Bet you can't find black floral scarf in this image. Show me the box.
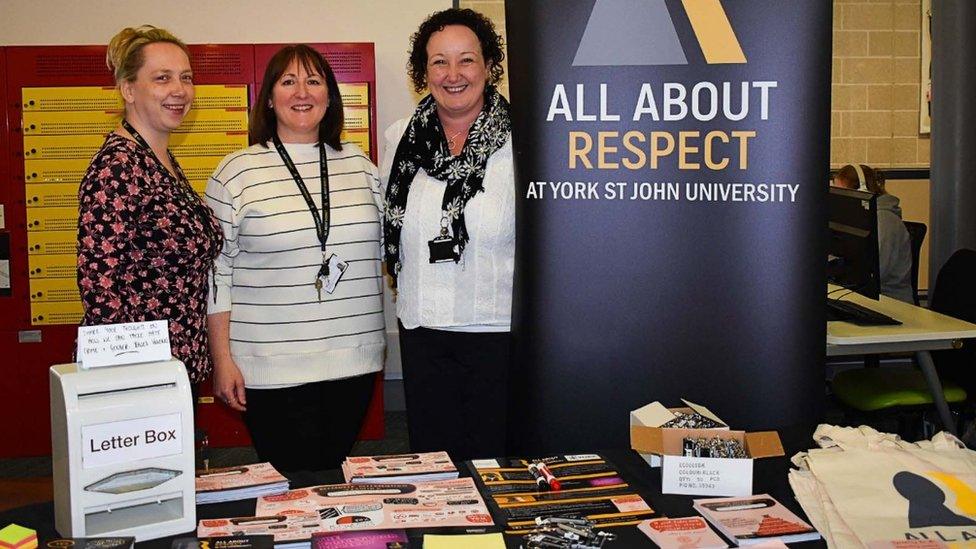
[383,85,511,285]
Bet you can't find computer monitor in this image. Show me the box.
[827,186,880,299]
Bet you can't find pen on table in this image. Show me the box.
[536,461,561,491]
[528,462,550,490]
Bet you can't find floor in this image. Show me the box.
[0,411,409,512]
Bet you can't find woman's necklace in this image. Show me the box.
[445,126,469,152]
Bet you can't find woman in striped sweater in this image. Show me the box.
[206,45,385,474]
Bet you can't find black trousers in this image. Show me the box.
[398,322,511,462]
[243,373,375,475]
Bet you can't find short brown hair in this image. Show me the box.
[408,8,505,93]
[106,25,189,84]
[836,164,887,194]
[249,45,344,150]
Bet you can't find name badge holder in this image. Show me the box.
[429,215,459,264]
[271,136,337,301]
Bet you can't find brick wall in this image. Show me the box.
[832,0,928,168]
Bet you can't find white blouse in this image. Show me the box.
[380,118,515,332]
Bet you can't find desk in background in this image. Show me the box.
[826,286,976,435]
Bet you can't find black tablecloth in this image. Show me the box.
[1,425,827,548]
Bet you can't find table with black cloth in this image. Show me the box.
[0,424,826,548]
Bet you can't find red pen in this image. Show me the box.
[536,462,561,491]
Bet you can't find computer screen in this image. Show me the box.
[827,186,880,299]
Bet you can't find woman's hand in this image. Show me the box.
[213,358,247,412]
[208,311,245,411]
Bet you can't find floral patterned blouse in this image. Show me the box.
[77,133,223,382]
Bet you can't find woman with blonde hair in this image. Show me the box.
[77,26,223,383]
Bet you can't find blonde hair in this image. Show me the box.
[106,25,189,84]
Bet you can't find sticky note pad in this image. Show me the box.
[0,524,38,549]
[423,532,505,549]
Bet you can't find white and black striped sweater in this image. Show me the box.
[206,141,385,387]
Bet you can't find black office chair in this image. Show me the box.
[930,249,976,397]
[831,245,972,440]
[903,221,927,305]
[860,221,925,367]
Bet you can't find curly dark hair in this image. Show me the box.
[408,8,505,93]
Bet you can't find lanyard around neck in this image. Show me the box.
[272,136,330,256]
[121,118,194,196]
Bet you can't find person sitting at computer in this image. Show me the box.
[832,164,914,303]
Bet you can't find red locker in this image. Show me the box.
[1,43,382,457]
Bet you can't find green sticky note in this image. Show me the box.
[0,524,37,548]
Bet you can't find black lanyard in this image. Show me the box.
[272,135,331,278]
[120,119,195,198]
[121,118,225,302]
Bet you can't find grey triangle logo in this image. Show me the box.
[573,0,688,66]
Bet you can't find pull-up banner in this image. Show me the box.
[506,0,830,452]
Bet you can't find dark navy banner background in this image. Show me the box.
[505,0,830,452]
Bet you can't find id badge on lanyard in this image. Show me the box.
[272,136,344,300]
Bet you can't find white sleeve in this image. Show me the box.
[205,170,239,314]
[362,151,385,249]
[379,119,409,195]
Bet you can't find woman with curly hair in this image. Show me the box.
[381,8,513,460]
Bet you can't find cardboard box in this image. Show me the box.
[629,399,729,467]
[631,425,784,497]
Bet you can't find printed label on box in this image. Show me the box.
[661,455,752,496]
[81,412,183,469]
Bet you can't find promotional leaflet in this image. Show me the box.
[255,478,493,531]
[470,454,656,533]
[341,451,457,484]
[694,494,820,546]
[43,539,134,549]
[171,536,273,549]
[472,454,630,495]
[195,463,289,504]
[637,517,728,549]
[312,530,407,549]
[197,514,320,548]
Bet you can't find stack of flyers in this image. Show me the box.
[312,530,408,549]
[195,463,289,504]
[256,478,493,531]
[637,517,728,549]
[341,452,457,484]
[197,515,320,549]
[693,494,821,546]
